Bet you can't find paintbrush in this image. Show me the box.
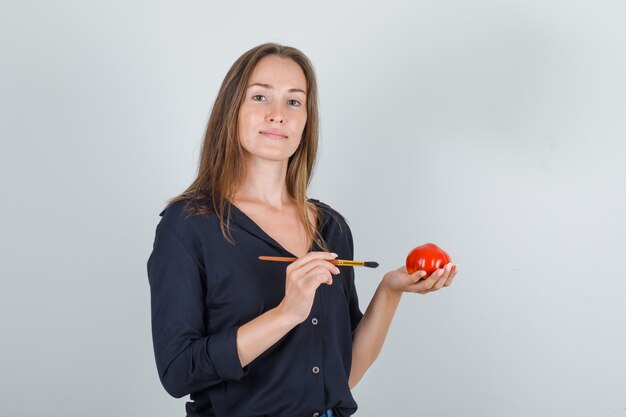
[258,256,379,268]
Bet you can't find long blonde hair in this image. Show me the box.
[167,43,326,250]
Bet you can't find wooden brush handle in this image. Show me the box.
[258,256,298,263]
[257,256,365,267]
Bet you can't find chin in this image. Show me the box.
[245,144,299,161]
[246,150,297,163]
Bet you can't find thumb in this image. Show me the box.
[411,271,427,284]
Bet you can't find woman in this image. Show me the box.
[147,43,458,417]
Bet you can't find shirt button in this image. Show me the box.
[311,317,318,325]
[312,366,320,374]
[313,413,320,417]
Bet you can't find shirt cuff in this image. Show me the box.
[207,326,247,381]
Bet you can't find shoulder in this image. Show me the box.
[158,198,193,225]
[309,198,355,257]
[308,198,351,235]
[156,197,217,240]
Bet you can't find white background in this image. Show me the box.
[1,1,625,416]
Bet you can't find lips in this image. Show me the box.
[260,129,287,139]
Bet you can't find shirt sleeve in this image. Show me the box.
[344,221,364,332]
[147,222,247,398]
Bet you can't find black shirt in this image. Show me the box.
[147,198,364,417]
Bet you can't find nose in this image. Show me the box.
[266,104,285,124]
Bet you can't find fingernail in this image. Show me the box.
[438,269,445,277]
[420,271,427,277]
[331,253,338,258]
[445,264,452,271]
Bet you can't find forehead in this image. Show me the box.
[248,55,307,91]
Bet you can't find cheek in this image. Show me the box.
[238,108,252,133]
[294,112,307,134]
[238,109,260,146]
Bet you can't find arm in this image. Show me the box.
[236,252,340,367]
[348,264,458,388]
[148,224,244,397]
[148,224,339,397]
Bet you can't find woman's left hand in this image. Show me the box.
[381,263,458,295]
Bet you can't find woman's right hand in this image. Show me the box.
[236,252,341,367]
[277,251,341,325]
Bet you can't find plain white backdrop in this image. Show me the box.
[1,1,625,416]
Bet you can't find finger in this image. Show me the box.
[419,270,443,290]
[288,256,334,278]
[408,267,446,293]
[292,268,331,294]
[298,258,341,276]
[410,270,427,284]
[407,279,435,294]
[288,251,338,271]
[432,264,453,290]
[413,282,434,294]
[443,264,458,287]
[287,256,337,277]
[414,264,458,293]
[305,267,334,287]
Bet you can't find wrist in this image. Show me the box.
[273,303,303,329]
[379,275,403,301]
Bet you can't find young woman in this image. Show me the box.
[147,43,458,417]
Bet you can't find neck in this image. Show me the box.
[235,155,291,209]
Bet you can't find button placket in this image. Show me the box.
[309,292,324,415]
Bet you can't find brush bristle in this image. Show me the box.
[363,261,379,268]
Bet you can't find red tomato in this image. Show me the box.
[405,243,451,276]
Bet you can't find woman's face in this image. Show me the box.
[238,55,308,163]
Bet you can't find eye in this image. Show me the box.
[288,99,302,106]
[251,95,266,101]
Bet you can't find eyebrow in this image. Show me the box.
[247,82,307,95]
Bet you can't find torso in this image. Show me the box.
[151,198,361,415]
[230,198,315,258]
